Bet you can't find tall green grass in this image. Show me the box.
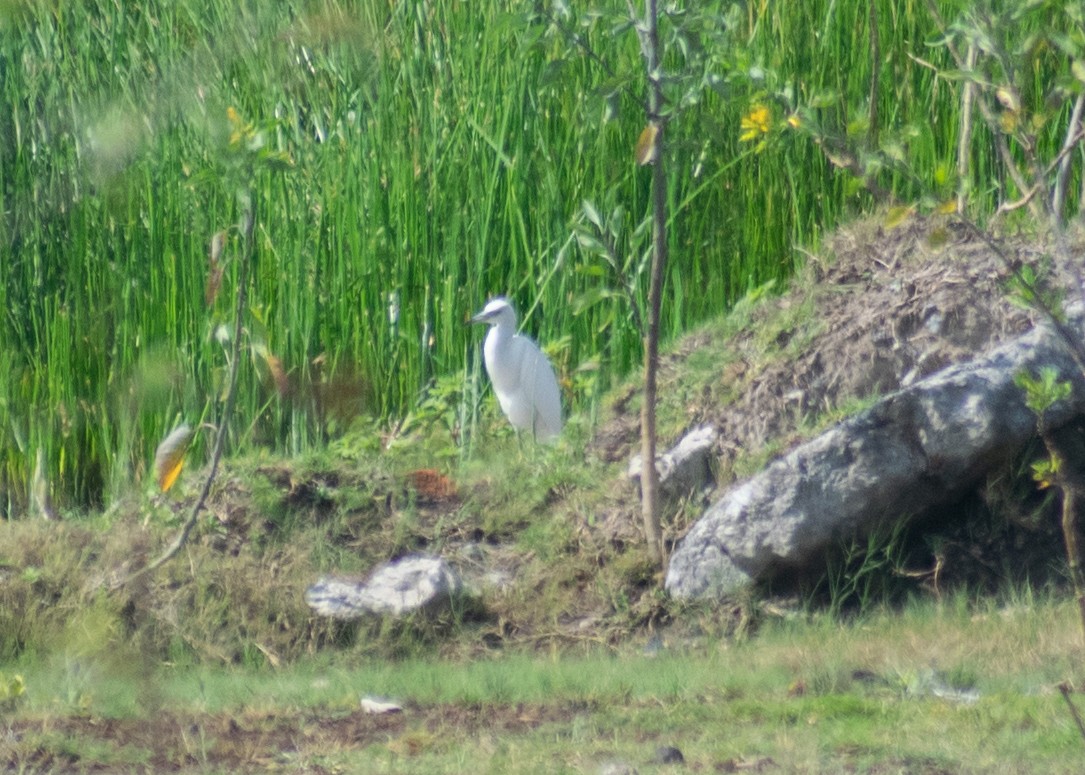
[0,0,1077,511]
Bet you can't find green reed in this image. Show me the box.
[0,0,1075,511]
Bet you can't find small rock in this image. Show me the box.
[306,554,463,619]
[628,425,717,501]
[359,695,403,714]
[653,745,685,764]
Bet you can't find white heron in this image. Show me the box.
[471,297,563,442]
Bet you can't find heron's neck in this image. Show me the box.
[487,323,513,346]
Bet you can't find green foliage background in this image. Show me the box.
[0,0,1079,511]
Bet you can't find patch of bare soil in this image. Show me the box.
[711,219,1036,462]
[596,217,1045,472]
[4,702,585,773]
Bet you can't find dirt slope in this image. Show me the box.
[597,216,1054,474]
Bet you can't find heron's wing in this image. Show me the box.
[517,340,563,441]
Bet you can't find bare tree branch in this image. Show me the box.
[635,0,666,568]
[956,44,977,214]
[1053,92,1085,225]
[921,0,1043,219]
[113,196,255,590]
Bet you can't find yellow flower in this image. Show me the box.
[740,104,772,142]
[226,106,254,148]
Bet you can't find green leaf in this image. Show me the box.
[845,118,870,138]
[574,231,605,255]
[884,206,915,228]
[933,162,953,187]
[1016,367,1072,414]
[537,59,567,89]
[581,199,603,230]
[927,227,950,248]
[808,91,839,109]
[570,287,620,315]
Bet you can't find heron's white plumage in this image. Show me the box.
[471,297,562,441]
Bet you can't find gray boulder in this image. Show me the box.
[306,554,463,619]
[666,317,1085,599]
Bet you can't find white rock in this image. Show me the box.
[306,554,463,619]
[360,695,404,714]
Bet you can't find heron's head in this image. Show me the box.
[471,297,517,328]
